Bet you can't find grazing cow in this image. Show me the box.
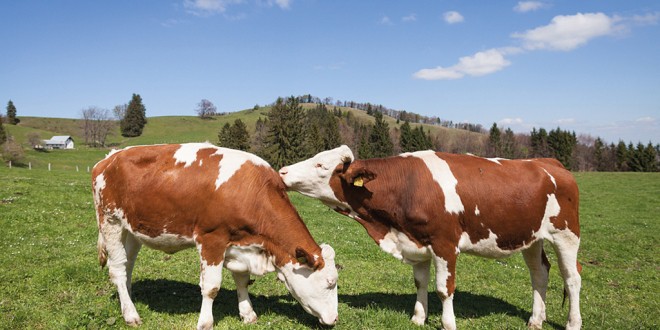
[92,143,338,329]
[279,145,581,330]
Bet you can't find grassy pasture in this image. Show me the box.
[0,165,658,329]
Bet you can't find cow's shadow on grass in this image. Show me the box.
[340,290,563,329]
[132,279,562,329]
[132,279,324,328]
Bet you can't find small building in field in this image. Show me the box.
[44,136,75,149]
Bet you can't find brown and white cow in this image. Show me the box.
[279,145,581,330]
[92,143,338,329]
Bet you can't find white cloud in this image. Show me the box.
[380,15,392,25]
[630,12,660,26]
[499,118,524,125]
[512,12,621,51]
[413,48,511,80]
[443,11,464,24]
[514,1,545,13]
[402,14,417,22]
[636,116,656,123]
[555,118,576,125]
[184,0,243,15]
[183,0,290,15]
[272,0,291,9]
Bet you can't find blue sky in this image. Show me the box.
[2,1,659,144]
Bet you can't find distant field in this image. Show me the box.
[0,165,657,329]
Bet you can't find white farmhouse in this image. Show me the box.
[44,136,74,149]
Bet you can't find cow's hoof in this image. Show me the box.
[241,312,257,324]
[411,315,426,326]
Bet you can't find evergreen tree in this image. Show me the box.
[357,124,371,159]
[548,128,577,169]
[400,121,414,152]
[6,100,19,125]
[120,94,147,137]
[218,119,251,151]
[530,128,549,157]
[593,138,605,171]
[218,123,232,147]
[411,126,433,151]
[615,140,629,171]
[368,111,393,158]
[324,114,342,150]
[502,128,515,159]
[0,114,6,145]
[642,142,658,172]
[488,123,502,157]
[264,97,306,169]
[230,119,250,151]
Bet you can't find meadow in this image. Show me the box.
[0,162,658,329]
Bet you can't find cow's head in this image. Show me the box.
[277,244,339,325]
[279,145,355,205]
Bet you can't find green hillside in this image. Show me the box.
[3,104,483,171]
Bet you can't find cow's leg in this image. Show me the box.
[521,240,550,329]
[551,232,582,330]
[432,251,458,330]
[196,235,227,330]
[411,259,431,325]
[232,271,257,323]
[101,222,141,326]
[124,234,142,296]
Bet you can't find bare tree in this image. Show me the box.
[196,99,217,119]
[81,107,115,147]
[113,104,127,121]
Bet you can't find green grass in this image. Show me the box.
[0,166,658,329]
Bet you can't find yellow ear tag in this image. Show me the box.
[353,176,364,187]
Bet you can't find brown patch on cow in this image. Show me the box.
[93,144,326,272]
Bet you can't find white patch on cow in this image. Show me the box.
[224,244,276,275]
[276,244,339,325]
[379,228,432,264]
[405,151,464,215]
[93,173,106,204]
[133,231,195,254]
[534,193,562,242]
[434,256,451,297]
[542,168,557,189]
[486,157,505,165]
[474,205,480,216]
[174,143,209,168]
[458,230,516,258]
[213,147,269,190]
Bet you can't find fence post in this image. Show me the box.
[48,163,51,171]
[76,166,79,172]
[29,162,32,170]
[8,161,10,169]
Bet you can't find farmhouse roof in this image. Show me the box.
[49,136,73,142]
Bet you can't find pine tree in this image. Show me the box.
[264,97,306,169]
[400,121,414,152]
[488,123,502,157]
[502,128,515,159]
[615,140,629,171]
[368,112,393,158]
[230,119,250,151]
[120,94,147,137]
[548,128,577,169]
[252,117,269,158]
[218,123,232,147]
[6,100,19,125]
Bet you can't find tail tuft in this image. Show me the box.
[97,232,107,268]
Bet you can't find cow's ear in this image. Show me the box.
[344,166,376,187]
[295,247,323,270]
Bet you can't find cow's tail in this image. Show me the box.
[97,231,108,268]
[562,261,582,308]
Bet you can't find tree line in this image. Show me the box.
[219,97,658,172]
[2,96,658,172]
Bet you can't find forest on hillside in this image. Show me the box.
[2,96,658,172]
